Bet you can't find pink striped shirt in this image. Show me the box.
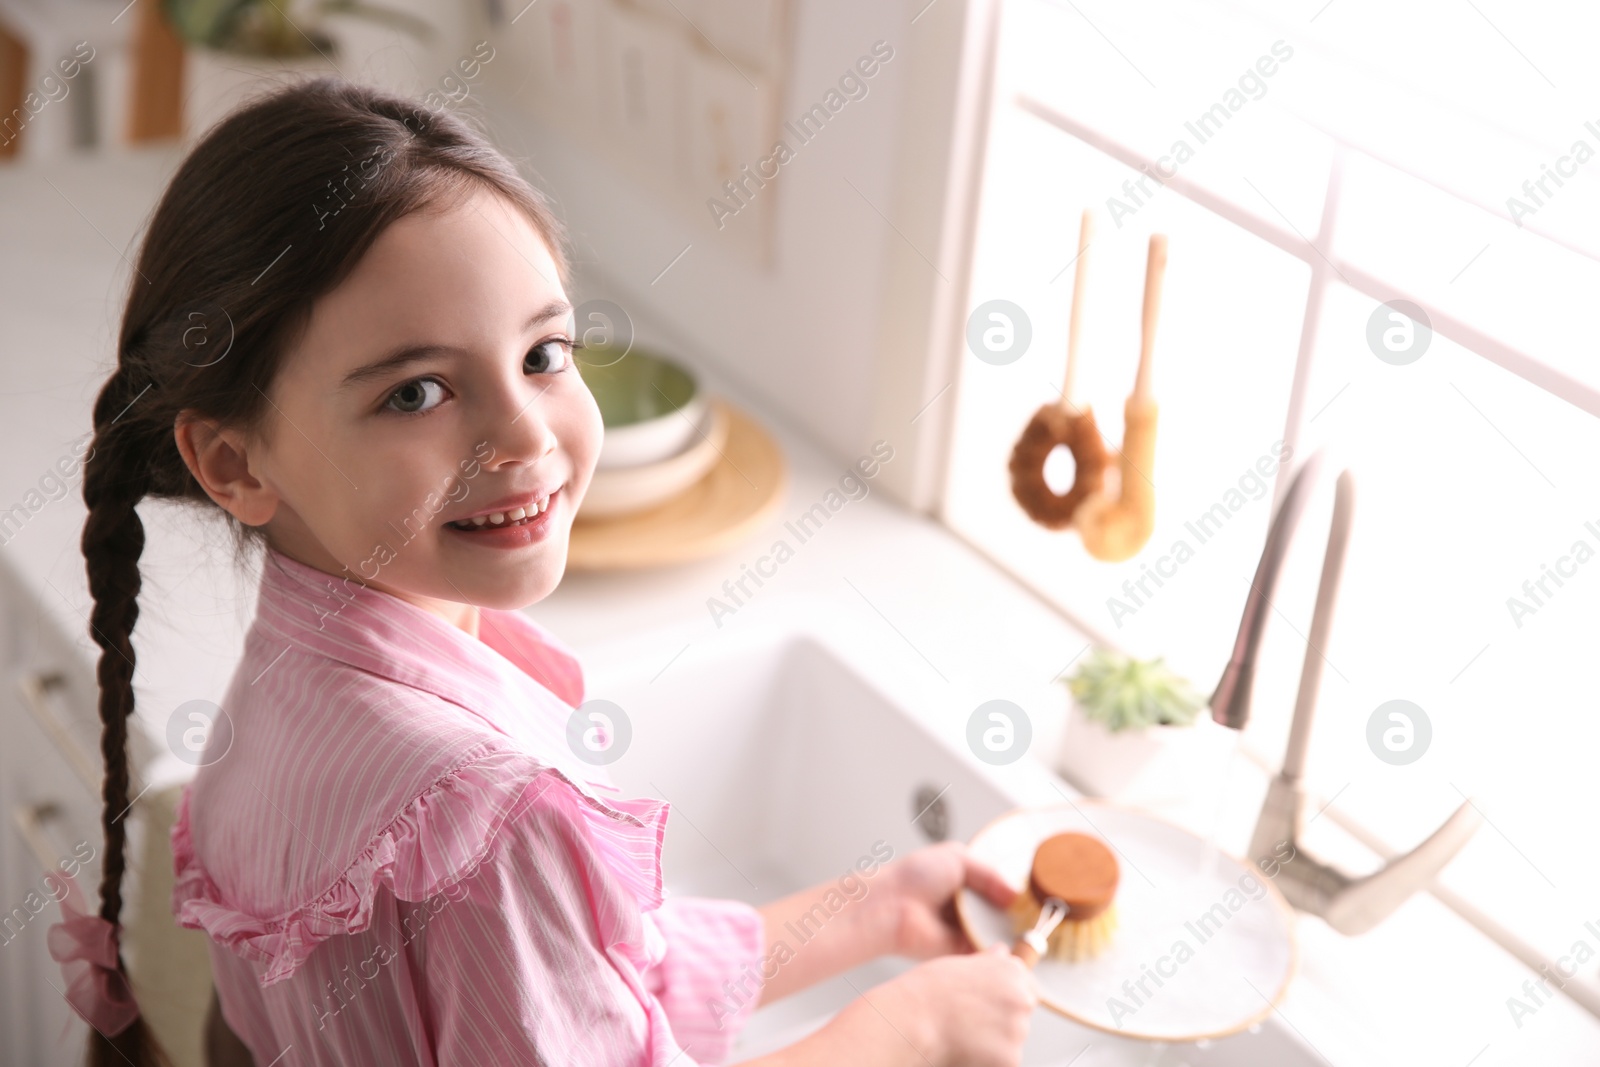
[171,549,766,1065]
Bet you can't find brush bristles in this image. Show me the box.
[1007,889,1119,962]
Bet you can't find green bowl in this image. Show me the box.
[578,347,707,469]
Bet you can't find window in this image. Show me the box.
[943,0,1600,1023]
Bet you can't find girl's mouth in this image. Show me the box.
[443,488,561,546]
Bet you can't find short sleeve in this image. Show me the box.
[411,775,745,1065]
[643,896,767,1062]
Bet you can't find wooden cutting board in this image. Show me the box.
[567,399,787,570]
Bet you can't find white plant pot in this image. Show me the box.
[1055,700,1231,803]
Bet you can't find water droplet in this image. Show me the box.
[1194,1039,1212,1050]
[1248,1022,1262,1035]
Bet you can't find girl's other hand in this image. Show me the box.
[878,840,1018,960]
[811,944,1036,1067]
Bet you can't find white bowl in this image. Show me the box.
[597,390,708,470]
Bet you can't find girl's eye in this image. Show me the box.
[384,377,447,415]
[525,337,580,375]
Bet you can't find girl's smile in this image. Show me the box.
[443,485,563,546]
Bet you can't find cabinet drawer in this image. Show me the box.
[1,778,93,1064]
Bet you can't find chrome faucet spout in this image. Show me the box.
[1215,449,1482,934]
[1210,451,1330,730]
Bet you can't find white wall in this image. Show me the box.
[475,0,996,509]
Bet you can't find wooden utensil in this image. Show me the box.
[1076,232,1167,562]
[1008,210,1111,529]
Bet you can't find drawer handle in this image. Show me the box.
[18,670,100,795]
[11,800,65,874]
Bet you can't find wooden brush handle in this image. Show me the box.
[1012,938,1042,968]
[1132,233,1167,403]
[1058,209,1094,412]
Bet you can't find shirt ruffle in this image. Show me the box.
[171,744,667,988]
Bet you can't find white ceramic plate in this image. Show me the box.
[954,801,1297,1043]
[579,399,729,520]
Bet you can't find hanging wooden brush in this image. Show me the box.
[1008,831,1121,964]
[1076,233,1167,563]
[1009,210,1111,530]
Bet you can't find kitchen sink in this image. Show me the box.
[582,611,1325,1066]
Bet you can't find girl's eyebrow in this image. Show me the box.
[339,298,574,389]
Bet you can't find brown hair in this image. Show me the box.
[78,75,567,1065]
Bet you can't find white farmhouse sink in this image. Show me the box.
[581,611,1324,1067]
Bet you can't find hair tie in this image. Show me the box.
[46,870,140,1037]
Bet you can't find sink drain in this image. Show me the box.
[910,783,950,842]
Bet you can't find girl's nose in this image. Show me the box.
[480,375,559,470]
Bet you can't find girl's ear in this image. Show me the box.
[174,412,280,526]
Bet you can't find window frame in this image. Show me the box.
[932,0,1600,1024]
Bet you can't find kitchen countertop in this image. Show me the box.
[5,143,1598,1066]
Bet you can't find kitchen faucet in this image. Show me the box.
[1211,450,1482,935]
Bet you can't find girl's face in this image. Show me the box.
[237,186,601,626]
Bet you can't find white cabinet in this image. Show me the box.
[488,0,789,261]
[500,0,605,124]
[0,553,152,1064]
[684,41,777,202]
[684,0,787,74]
[597,0,686,178]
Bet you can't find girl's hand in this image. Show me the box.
[769,944,1036,1067]
[876,841,1019,961]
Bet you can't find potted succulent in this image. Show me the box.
[1056,647,1208,799]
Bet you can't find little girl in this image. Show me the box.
[67,77,1036,1066]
